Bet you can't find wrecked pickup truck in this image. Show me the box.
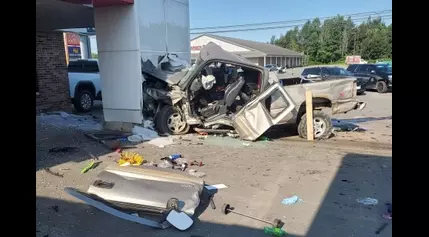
[278,73,366,139]
[141,42,366,140]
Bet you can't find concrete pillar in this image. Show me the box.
[93,0,190,127]
[94,4,143,124]
[79,34,90,59]
[263,56,266,66]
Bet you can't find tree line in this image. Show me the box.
[269,16,392,65]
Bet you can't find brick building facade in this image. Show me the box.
[36,31,70,113]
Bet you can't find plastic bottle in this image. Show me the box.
[169,154,182,160]
[264,227,287,237]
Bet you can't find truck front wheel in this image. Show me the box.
[155,106,190,135]
[297,110,333,140]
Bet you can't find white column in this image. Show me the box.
[79,35,90,59]
[263,56,266,66]
[94,4,143,124]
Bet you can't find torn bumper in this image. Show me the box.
[332,99,366,114]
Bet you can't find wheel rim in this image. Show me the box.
[167,112,187,133]
[313,117,327,138]
[80,94,92,110]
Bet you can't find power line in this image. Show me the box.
[190,14,392,34]
[190,9,391,31]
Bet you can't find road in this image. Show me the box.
[36,90,392,237]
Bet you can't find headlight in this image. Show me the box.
[388,75,392,80]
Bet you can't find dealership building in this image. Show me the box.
[191,34,303,67]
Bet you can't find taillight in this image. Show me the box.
[257,73,261,89]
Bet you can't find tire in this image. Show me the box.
[297,110,333,140]
[155,106,190,135]
[376,80,388,93]
[73,90,94,112]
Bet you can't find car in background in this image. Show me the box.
[301,66,366,95]
[346,64,392,93]
[265,64,280,72]
[68,59,102,112]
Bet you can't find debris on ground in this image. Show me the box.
[258,136,272,141]
[332,119,367,132]
[190,160,204,167]
[147,137,174,148]
[118,151,145,166]
[382,202,392,219]
[38,111,102,131]
[81,161,102,174]
[158,159,174,168]
[375,223,388,235]
[204,184,228,190]
[242,142,252,147]
[281,195,302,205]
[188,169,206,178]
[129,125,160,142]
[264,226,287,236]
[49,146,78,153]
[356,197,378,205]
[43,168,64,178]
[51,205,59,212]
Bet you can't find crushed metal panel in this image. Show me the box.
[144,86,184,105]
[233,83,296,141]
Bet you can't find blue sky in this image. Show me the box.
[90,0,392,53]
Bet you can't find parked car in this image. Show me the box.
[68,59,102,112]
[301,66,366,95]
[141,42,366,140]
[264,64,279,72]
[346,63,392,93]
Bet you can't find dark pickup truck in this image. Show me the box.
[346,64,392,93]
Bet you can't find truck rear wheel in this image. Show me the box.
[297,110,333,140]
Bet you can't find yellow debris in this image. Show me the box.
[118,151,144,166]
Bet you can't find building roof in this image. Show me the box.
[199,34,303,57]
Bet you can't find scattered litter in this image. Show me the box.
[49,147,78,153]
[205,184,228,190]
[127,134,145,143]
[375,223,388,235]
[227,132,239,138]
[332,120,367,132]
[264,226,287,236]
[169,154,182,160]
[242,142,252,147]
[190,161,204,167]
[38,111,102,131]
[143,120,155,130]
[118,152,144,166]
[188,169,206,178]
[382,203,392,219]
[281,195,302,205]
[148,137,174,148]
[51,205,59,212]
[142,161,157,167]
[132,125,159,141]
[158,159,174,168]
[43,168,63,178]
[81,161,102,174]
[59,167,70,171]
[259,136,272,141]
[356,197,378,205]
